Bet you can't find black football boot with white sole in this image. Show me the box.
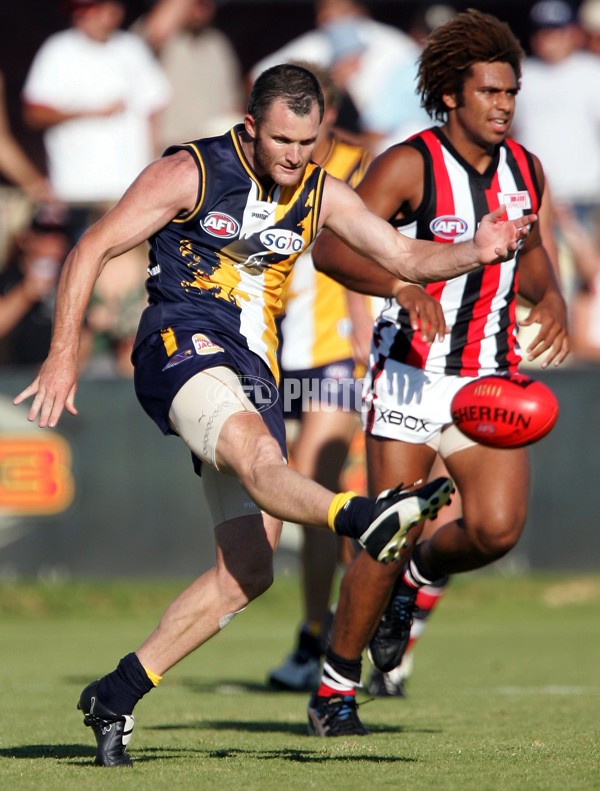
[360,477,455,564]
[78,680,135,767]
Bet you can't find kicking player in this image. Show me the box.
[307,10,569,735]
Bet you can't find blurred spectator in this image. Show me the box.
[0,70,54,264]
[136,0,244,148]
[316,10,368,138]
[21,0,171,377]
[579,0,600,54]
[0,71,52,204]
[405,3,458,46]
[512,0,600,309]
[84,252,149,379]
[0,203,84,367]
[513,1,600,231]
[554,206,600,363]
[22,0,171,238]
[363,3,457,153]
[248,0,421,148]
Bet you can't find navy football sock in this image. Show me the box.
[96,652,155,715]
[333,496,375,538]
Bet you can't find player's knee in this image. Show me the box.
[238,560,274,602]
[217,556,274,608]
[237,433,283,490]
[469,511,524,561]
[247,566,275,600]
[222,572,274,610]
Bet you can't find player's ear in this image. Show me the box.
[244,114,257,140]
[442,92,458,111]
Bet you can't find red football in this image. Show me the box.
[450,373,559,448]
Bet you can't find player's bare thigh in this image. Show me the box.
[446,443,530,536]
[421,453,463,539]
[365,434,436,496]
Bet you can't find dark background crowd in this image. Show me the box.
[1,0,600,372]
[0,0,567,174]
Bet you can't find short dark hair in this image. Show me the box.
[418,9,525,122]
[288,60,343,111]
[248,64,325,126]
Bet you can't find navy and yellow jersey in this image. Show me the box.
[279,137,371,371]
[134,124,327,380]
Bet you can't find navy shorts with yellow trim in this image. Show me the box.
[133,327,287,467]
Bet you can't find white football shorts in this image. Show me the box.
[362,358,478,458]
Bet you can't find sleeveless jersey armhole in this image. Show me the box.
[163,143,206,225]
[389,139,429,228]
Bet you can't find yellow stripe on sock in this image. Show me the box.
[327,491,357,531]
[143,666,163,687]
[306,620,322,638]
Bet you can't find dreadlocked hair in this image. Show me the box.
[417,8,525,122]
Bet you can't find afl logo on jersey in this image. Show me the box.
[259,228,305,255]
[201,212,240,239]
[430,215,468,240]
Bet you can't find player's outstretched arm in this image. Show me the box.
[13,151,199,427]
[319,176,535,284]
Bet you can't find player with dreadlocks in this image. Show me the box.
[306,8,568,735]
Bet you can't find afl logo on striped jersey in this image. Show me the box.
[201,212,240,239]
[430,215,468,240]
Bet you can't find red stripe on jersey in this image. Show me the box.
[503,138,538,371]
[459,169,504,374]
[406,131,453,368]
[421,130,455,243]
[504,138,540,212]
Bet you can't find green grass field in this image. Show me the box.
[0,572,598,790]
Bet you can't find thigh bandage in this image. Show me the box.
[169,366,256,468]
